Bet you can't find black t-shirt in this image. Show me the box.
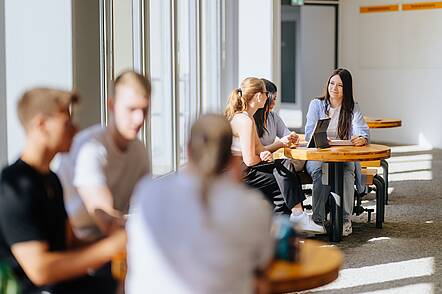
[0,159,68,293]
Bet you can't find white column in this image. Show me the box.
[2,0,73,163]
[237,0,274,82]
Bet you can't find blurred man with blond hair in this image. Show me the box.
[0,88,126,293]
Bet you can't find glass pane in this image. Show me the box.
[113,0,134,75]
[201,0,221,112]
[177,0,198,166]
[150,0,174,175]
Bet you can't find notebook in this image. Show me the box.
[307,118,353,148]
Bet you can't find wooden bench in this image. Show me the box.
[361,160,389,204]
[361,160,380,168]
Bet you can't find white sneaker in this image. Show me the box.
[343,220,352,237]
[290,212,326,234]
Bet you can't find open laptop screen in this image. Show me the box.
[307,118,331,148]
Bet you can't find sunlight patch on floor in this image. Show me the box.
[367,237,391,242]
[359,283,433,294]
[387,154,433,163]
[388,161,432,174]
[389,170,433,182]
[390,145,433,154]
[308,257,434,292]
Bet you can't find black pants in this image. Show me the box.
[42,262,118,294]
[242,159,306,215]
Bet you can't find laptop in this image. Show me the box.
[307,118,353,148]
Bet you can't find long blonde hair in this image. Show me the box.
[188,114,233,209]
[224,77,266,121]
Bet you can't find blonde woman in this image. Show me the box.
[127,114,274,294]
[225,77,323,233]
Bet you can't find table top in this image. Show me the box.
[266,239,343,293]
[273,144,391,162]
[364,117,402,129]
[112,241,342,293]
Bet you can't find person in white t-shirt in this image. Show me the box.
[57,71,151,241]
[126,114,274,294]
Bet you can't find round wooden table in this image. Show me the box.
[113,240,343,294]
[274,144,391,163]
[364,117,402,129]
[266,240,343,293]
[274,144,391,242]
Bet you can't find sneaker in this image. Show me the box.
[290,212,326,234]
[343,220,352,237]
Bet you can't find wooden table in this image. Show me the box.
[364,117,402,129]
[266,240,342,293]
[113,239,342,294]
[274,144,391,242]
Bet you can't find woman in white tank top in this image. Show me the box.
[224,77,324,234]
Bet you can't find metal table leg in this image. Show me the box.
[381,159,389,204]
[328,162,344,242]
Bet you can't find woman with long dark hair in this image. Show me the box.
[254,79,299,150]
[305,68,369,236]
[254,79,304,172]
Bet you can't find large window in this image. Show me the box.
[150,0,174,175]
[177,0,200,166]
[100,0,223,176]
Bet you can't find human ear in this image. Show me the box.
[32,114,47,131]
[107,96,115,113]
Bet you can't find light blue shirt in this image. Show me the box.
[304,98,369,194]
[305,98,369,142]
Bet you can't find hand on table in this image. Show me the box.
[351,136,367,146]
[281,132,299,147]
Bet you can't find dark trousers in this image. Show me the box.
[42,262,118,294]
[242,159,306,215]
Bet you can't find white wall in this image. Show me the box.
[340,0,442,147]
[238,0,274,81]
[3,0,73,163]
[299,5,336,126]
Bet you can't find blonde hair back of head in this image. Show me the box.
[224,77,265,121]
[188,113,233,210]
[17,88,79,130]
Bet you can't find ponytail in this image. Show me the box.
[189,114,233,211]
[224,88,246,121]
